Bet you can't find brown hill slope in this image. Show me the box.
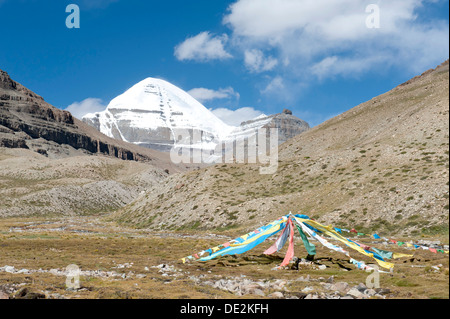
[0,148,172,217]
[0,68,187,217]
[113,61,449,237]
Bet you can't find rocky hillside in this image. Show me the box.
[0,68,187,217]
[0,69,180,174]
[113,61,449,236]
[237,109,310,145]
[0,148,172,217]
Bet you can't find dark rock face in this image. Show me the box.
[240,110,310,144]
[265,112,310,144]
[0,69,155,162]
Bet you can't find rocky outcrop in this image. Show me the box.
[0,68,177,166]
[239,108,310,144]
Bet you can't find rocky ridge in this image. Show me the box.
[0,69,178,172]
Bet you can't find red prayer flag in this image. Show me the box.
[280,219,295,267]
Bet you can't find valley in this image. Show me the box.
[0,61,448,300]
[0,216,448,299]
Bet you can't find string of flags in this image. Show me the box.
[181,214,417,271]
[333,227,449,254]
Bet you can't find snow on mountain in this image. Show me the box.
[227,114,273,141]
[83,78,310,154]
[83,78,235,152]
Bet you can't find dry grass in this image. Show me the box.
[0,217,448,299]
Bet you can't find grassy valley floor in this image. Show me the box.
[0,216,448,299]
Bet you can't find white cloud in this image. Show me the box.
[65,98,107,119]
[211,107,265,126]
[174,32,232,62]
[261,76,285,95]
[244,49,278,73]
[223,0,449,78]
[224,0,421,40]
[188,87,240,103]
[310,55,391,79]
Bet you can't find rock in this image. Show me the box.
[296,275,310,282]
[17,269,30,274]
[302,286,314,293]
[0,68,158,163]
[283,109,293,115]
[14,287,46,299]
[333,282,350,293]
[326,276,335,284]
[318,265,327,270]
[305,294,319,299]
[49,269,60,275]
[4,266,15,273]
[0,291,9,299]
[356,283,368,292]
[364,289,377,297]
[268,292,284,299]
[322,283,334,290]
[375,288,391,295]
[251,288,265,297]
[290,292,308,299]
[340,295,355,299]
[347,288,364,299]
[272,279,287,290]
[240,110,310,145]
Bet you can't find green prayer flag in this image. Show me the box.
[296,225,316,256]
[371,247,394,260]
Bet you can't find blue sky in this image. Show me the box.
[0,0,448,127]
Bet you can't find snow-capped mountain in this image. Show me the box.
[83,78,236,152]
[82,78,310,153]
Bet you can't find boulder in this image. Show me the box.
[14,287,46,299]
[347,288,364,299]
[268,292,284,299]
[333,282,350,293]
